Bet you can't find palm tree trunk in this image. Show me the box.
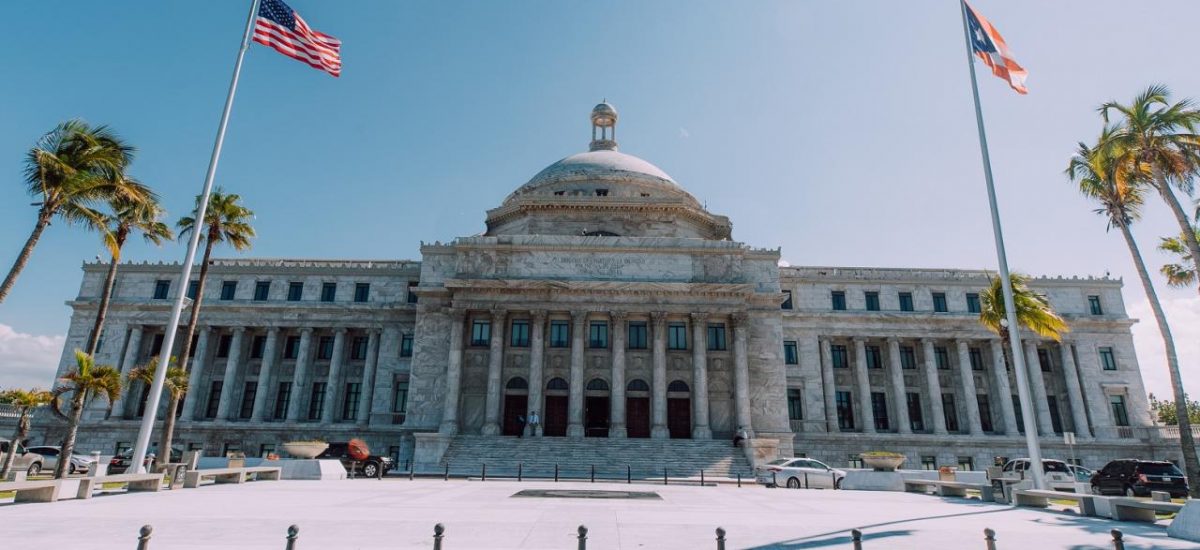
[0,212,52,305]
[156,237,213,458]
[157,393,181,460]
[55,392,85,479]
[86,249,122,355]
[0,411,30,478]
[1116,221,1200,496]
[1154,179,1200,289]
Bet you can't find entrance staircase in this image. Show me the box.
[436,435,753,480]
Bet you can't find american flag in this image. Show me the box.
[964,1,1027,94]
[253,0,341,77]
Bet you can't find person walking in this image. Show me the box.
[516,414,526,438]
[527,410,540,437]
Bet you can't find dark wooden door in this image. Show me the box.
[502,395,528,436]
[626,397,650,438]
[544,396,568,437]
[667,398,691,439]
[585,396,610,437]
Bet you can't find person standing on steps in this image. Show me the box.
[516,414,526,438]
[733,426,749,448]
[527,410,540,437]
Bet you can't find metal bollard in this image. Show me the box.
[518,462,523,482]
[701,470,705,486]
[772,471,777,487]
[482,463,486,482]
[804,472,808,488]
[136,525,152,550]
[444,463,449,481]
[409,464,415,481]
[715,527,726,550]
[577,525,588,550]
[1111,529,1124,550]
[433,523,445,550]
[627,465,631,484]
[983,528,996,550]
[664,467,668,486]
[832,472,837,489]
[591,464,595,483]
[555,463,559,482]
[285,525,299,550]
[851,529,862,550]
[737,473,741,488]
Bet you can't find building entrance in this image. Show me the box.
[502,395,528,436]
[585,396,610,437]
[667,380,692,439]
[543,377,569,437]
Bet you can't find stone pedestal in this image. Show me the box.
[412,432,454,473]
[742,437,781,469]
[1168,501,1200,542]
[840,470,905,492]
[279,459,347,480]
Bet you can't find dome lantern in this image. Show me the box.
[590,101,618,151]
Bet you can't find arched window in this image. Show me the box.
[668,380,690,393]
[626,379,650,392]
[505,377,528,390]
[586,379,609,391]
[546,377,569,391]
[583,230,619,237]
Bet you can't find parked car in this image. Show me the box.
[755,457,845,489]
[1000,458,1076,491]
[1067,464,1093,483]
[1090,459,1189,498]
[108,447,183,474]
[316,442,395,478]
[0,438,44,476]
[25,446,95,475]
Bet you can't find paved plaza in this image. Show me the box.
[0,479,1191,549]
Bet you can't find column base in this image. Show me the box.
[651,426,670,439]
[609,425,627,438]
[691,426,712,440]
[481,423,500,436]
[438,422,459,436]
[567,424,584,438]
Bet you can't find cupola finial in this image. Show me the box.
[590,101,618,151]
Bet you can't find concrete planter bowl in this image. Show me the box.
[282,441,329,459]
[860,453,906,472]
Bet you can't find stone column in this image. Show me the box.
[321,328,348,424]
[439,309,466,435]
[481,308,507,435]
[609,311,628,438]
[819,338,838,432]
[886,338,911,434]
[287,328,314,421]
[357,330,381,426]
[690,313,712,439]
[956,340,984,435]
[528,310,546,437]
[215,327,246,421]
[731,313,753,437]
[567,310,587,437]
[250,328,280,422]
[922,339,947,434]
[853,338,875,434]
[110,325,144,419]
[990,339,1019,435]
[651,311,670,439]
[183,327,211,421]
[1058,341,1091,438]
[1024,340,1056,435]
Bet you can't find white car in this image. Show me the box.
[25,446,94,475]
[756,457,845,489]
[1001,458,1076,491]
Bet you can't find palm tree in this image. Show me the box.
[127,357,188,469]
[1100,85,1200,294]
[49,350,122,478]
[1159,224,1198,294]
[0,388,53,478]
[1,120,146,305]
[85,188,174,355]
[1068,132,1200,498]
[978,272,1069,348]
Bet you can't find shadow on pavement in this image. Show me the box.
[746,505,1015,550]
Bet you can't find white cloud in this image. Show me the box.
[679,128,690,139]
[0,324,64,391]
[1128,296,1200,399]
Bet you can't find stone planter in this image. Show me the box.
[860,453,906,472]
[282,441,329,459]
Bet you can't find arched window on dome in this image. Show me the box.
[626,379,650,392]
[582,230,619,237]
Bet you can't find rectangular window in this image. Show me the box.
[787,388,803,420]
[150,333,165,356]
[835,390,855,430]
[932,292,948,313]
[831,291,847,311]
[831,345,848,369]
[1012,394,1025,433]
[273,382,291,420]
[934,346,949,370]
[899,292,914,312]
[1099,347,1117,371]
[847,454,864,469]
[549,321,569,348]
[307,382,326,420]
[350,337,369,360]
[871,392,889,431]
[217,334,232,358]
[320,282,337,302]
[406,281,418,303]
[589,322,608,349]
[393,381,410,414]
[958,457,975,471]
[260,444,276,458]
[865,345,882,369]
[921,456,937,470]
[1110,395,1130,427]
[283,336,300,360]
[510,320,530,347]
[253,281,270,301]
[186,280,200,300]
[354,283,370,303]
[969,348,984,371]
[1037,349,1052,372]
[900,346,916,370]
[153,279,171,300]
[966,293,981,313]
[627,322,648,350]
[668,323,688,350]
[250,335,266,359]
[205,381,223,419]
[220,280,237,300]
[907,393,924,431]
[342,382,361,420]
[707,324,727,351]
[977,394,993,432]
[784,341,799,365]
[1088,295,1103,315]
[400,334,413,357]
[239,382,257,419]
[471,320,491,347]
[781,290,793,310]
[865,291,880,311]
[942,393,959,432]
[1047,396,1063,434]
[317,336,334,360]
[287,281,303,301]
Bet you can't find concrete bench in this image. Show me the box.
[904,479,994,502]
[79,473,165,499]
[0,479,61,503]
[1013,489,1102,517]
[1110,497,1184,522]
[184,466,281,489]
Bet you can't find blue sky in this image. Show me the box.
[0,1,1197,397]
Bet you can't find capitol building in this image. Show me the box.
[50,103,1175,475]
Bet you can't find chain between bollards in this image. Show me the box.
[433,523,445,550]
[136,525,152,550]
[1111,529,1124,550]
[285,525,299,550]
[577,525,588,550]
[983,527,996,550]
[850,529,862,550]
[715,527,726,550]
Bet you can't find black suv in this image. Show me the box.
[1090,459,1189,498]
[316,442,395,478]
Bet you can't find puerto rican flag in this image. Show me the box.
[964,2,1028,94]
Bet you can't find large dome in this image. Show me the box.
[504,148,694,205]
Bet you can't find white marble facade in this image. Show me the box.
[47,104,1171,469]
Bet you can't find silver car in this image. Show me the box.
[0,438,45,476]
[25,446,93,475]
[1001,458,1076,491]
[756,457,845,489]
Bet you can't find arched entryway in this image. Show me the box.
[667,380,692,439]
[585,378,610,437]
[625,379,651,438]
[543,377,569,437]
[502,377,528,436]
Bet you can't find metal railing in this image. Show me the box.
[417,462,754,486]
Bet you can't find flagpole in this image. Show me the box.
[130,0,262,474]
[958,1,1046,490]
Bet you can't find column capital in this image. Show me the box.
[650,311,669,326]
[334,327,348,335]
[690,312,708,323]
[611,311,628,323]
[530,309,547,323]
[299,327,314,336]
[197,325,211,334]
[231,326,247,335]
[266,326,281,336]
[886,336,899,345]
[490,307,507,322]
[920,337,938,346]
[730,312,748,327]
[571,310,589,324]
[446,307,466,321]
